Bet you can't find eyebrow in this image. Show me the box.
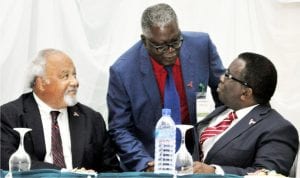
[149,34,181,45]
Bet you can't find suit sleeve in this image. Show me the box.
[107,66,153,171]
[221,123,299,176]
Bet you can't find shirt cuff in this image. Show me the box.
[210,164,225,175]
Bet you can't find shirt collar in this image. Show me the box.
[150,57,180,72]
[220,104,259,120]
[235,104,259,119]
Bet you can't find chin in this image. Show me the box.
[163,59,177,66]
[64,95,78,106]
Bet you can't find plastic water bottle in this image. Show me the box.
[154,108,176,174]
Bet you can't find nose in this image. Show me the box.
[219,74,225,83]
[167,46,175,53]
[70,76,79,88]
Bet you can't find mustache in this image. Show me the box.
[65,87,78,94]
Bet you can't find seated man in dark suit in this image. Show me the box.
[0,48,120,172]
[190,52,299,176]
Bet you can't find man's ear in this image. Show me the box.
[35,77,47,91]
[241,87,253,100]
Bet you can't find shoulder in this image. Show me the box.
[257,105,291,124]
[181,31,216,49]
[111,40,146,68]
[181,31,211,42]
[71,103,105,121]
[109,40,150,77]
[182,31,209,38]
[68,104,108,135]
[256,107,299,152]
[267,108,297,128]
[73,102,102,115]
[255,105,298,135]
[0,93,33,115]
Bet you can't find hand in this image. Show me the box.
[145,161,154,172]
[193,161,215,174]
[72,167,96,174]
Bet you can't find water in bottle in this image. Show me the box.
[154,108,176,174]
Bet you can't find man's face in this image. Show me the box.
[39,53,79,109]
[217,58,247,110]
[142,21,182,66]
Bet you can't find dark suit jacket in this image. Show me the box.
[190,105,299,176]
[107,32,224,171]
[0,92,120,172]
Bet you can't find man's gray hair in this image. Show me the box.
[141,3,178,37]
[27,48,64,88]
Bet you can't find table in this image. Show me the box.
[0,169,242,178]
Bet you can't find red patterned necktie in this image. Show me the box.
[50,111,66,168]
[199,111,237,144]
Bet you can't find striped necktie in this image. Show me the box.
[50,111,66,168]
[200,111,237,144]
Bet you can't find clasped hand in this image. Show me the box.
[193,161,215,173]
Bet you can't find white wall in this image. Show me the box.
[1,0,299,135]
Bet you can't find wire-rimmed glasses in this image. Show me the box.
[147,36,183,53]
[224,69,251,88]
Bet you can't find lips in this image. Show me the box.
[67,89,77,95]
[163,53,177,64]
[164,52,177,58]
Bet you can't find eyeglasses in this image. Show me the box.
[224,69,251,88]
[147,36,183,53]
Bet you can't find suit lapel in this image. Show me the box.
[68,105,85,167]
[179,44,197,123]
[23,93,46,160]
[205,105,270,162]
[140,47,162,121]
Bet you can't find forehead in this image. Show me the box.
[45,53,75,73]
[148,21,179,42]
[228,58,246,75]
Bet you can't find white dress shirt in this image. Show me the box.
[33,93,73,169]
[201,105,258,175]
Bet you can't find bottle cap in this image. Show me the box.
[162,108,171,116]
